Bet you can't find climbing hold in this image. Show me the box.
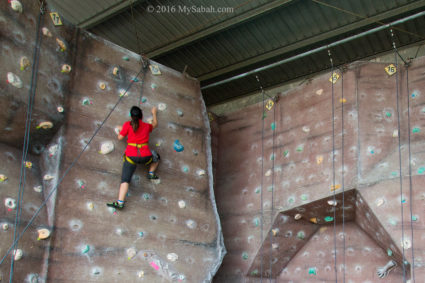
[173,140,184,152]
[412,127,420,133]
[330,184,341,191]
[158,103,167,111]
[13,249,23,261]
[150,64,161,75]
[251,269,259,276]
[186,219,197,229]
[37,228,50,240]
[130,77,139,82]
[127,247,137,260]
[42,27,52,37]
[10,0,23,13]
[36,121,53,129]
[387,248,393,256]
[329,72,339,84]
[412,215,418,221]
[112,67,119,76]
[301,194,308,201]
[192,149,198,155]
[0,174,8,182]
[401,239,411,249]
[119,89,127,97]
[25,161,32,168]
[81,245,90,254]
[141,97,147,103]
[87,202,94,211]
[56,38,66,52]
[302,126,310,133]
[253,217,260,227]
[376,198,385,207]
[309,218,318,224]
[196,169,206,176]
[138,271,144,278]
[271,122,276,131]
[308,267,317,275]
[384,64,396,76]
[98,82,106,90]
[392,130,398,137]
[316,155,323,164]
[150,261,160,271]
[272,243,279,249]
[5,198,17,210]
[151,83,157,90]
[99,141,114,154]
[265,99,274,110]
[57,106,64,113]
[283,150,289,157]
[167,253,178,262]
[33,186,42,193]
[297,231,305,239]
[2,223,9,230]
[61,64,71,73]
[122,56,130,61]
[385,111,392,117]
[324,216,334,222]
[48,144,58,156]
[294,214,302,220]
[316,89,323,95]
[418,167,425,174]
[7,72,23,88]
[178,200,186,209]
[265,169,272,177]
[82,98,92,105]
[411,91,418,98]
[271,228,279,236]
[241,252,249,260]
[327,200,337,206]
[20,57,30,71]
[339,98,346,103]
[43,174,54,181]
[142,193,151,200]
[296,146,303,152]
[177,110,183,117]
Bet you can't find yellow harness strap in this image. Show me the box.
[127,143,148,148]
[123,155,136,165]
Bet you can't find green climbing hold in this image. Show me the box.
[412,127,420,133]
[270,153,275,160]
[385,112,392,117]
[142,193,151,200]
[301,194,308,201]
[182,166,189,173]
[271,122,276,131]
[253,217,260,227]
[391,171,398,177]
[283,150,289,157]
[418,167,425,174]
[255,188,261,194]
[389,218,397,226]
[412,215,418,221]
[296,146,303,152]
[82,245,90,254]
[387,248,393,256]
[141,97,147,103]
[138,232,144,237]
[251,269,259,276]
[308,267,317,275]
[288,197,295,204]
[262,111,267,120]
[122,56,130,61]
[297,231,305,239]
[324,216,333,222]
[242,252,249,260]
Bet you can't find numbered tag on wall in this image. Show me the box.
[329,72,339,84]
[385,64,397,76]
[265,99,274,111]
[50,12,63,26]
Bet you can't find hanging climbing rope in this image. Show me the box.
[9,1,45,282]
[340,66,346,283]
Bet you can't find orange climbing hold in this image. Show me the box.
[330,184,341,191]
[56,38,66,52]
[309,217,318,224]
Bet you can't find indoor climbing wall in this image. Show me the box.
[1,0,224,282]
[213,57,425,282]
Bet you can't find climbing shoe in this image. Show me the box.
[147,173,159,180]
[106,201,124,210]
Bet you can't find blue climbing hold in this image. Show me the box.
[173,140,184,152]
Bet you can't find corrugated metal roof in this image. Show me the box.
[48,0,425,106]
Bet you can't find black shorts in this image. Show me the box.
[121,150,160,183]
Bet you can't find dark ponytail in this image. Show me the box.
[130,106,143,132]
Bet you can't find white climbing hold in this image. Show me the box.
[265,169,272,177]
[61,64,71,73]
[272,243,279,249]
[57,106,64,113]
[7,72,23,88]
[112,67,119,76]
[186,219,197,229]
[42,27,52,37]
[37,228,50,240]
[87,202,94,211]
[10,0,23,13]
[401,238,411,249]
[177,110,184,117]
[167,253,178,262]
[327,200,338,206]
[48,144,58,156]
[2,223,9,231]
[376,198,385,207]
[392,130,398,137]
[33,186,42,193]
[158,103,167,111]
[13,249,23,261]
[5,198,17,209]
[0,174,8,182]
[119,88,127,97]
[178,200,186,209]
[56,38,66,52]
[37,121,53,129]
[127,247,137,260]
[99,141,114,154]
[316,89,323,95]
[196,169,206,176]
[294,214,302,220]
[302,126,310,133]
[43,174,54,181]
[20,56,30,71]
[138,271,144,278]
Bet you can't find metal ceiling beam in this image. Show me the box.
[201,9,425,90]
[78,0,141,29]
[145,0,293,58]
[199,0,425,82]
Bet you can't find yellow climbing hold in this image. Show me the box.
[330,184,341,191]
[20,57,30,71]
[271,228,279,236]
[37,228,51,240]
[127,247,137,260]
[25,161,32,169]
[61,64,71,73]
[98,82,106,90]
[316,89,323,95]
[56,38,66,52]
[329,72,339,84]
[385,64,396,76]
[265,99,274,111]
[339,98,346,103]
[316,155,323,164]
[0,174,8,182]
[113,67,119,76]
[309,217,318,224]
[37,121,53,129]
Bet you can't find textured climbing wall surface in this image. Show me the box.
[213,57,425,282]
[1,0,224,282]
